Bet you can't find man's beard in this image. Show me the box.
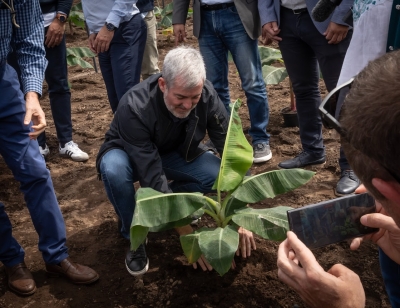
[164,93,193,119]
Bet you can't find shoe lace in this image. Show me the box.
[254,143,266,151]
[129,244,146,261]
[342,170,358,181]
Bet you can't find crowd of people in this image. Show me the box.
[1,0,400,306]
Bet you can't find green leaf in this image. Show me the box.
[159,14,172,28]
[149,216,193,232]
[153,6,162,16]
[198,226,239,276]
[130,225,149,250]
[66,55,93,69]
[212,99,253,193]
[258,46,283,66]
[132,187,208,227]
[180,228,206,264]
[232,169,314,203]
[70,2,82,11]
[66,47,96,58]
[68,12,85,29]
[262,66,288,85]
[224,197,247,217]
[232,207,292,241]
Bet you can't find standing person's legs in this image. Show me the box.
[277,9,325,168]
[98,51,119,113]
[379,248,400,307]
[141,11,160,80]
[0,64,69,266]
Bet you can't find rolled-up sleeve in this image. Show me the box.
[106,0,139,28]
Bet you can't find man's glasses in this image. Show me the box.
[319,79,400,183]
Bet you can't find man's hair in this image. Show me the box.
[341,50,400,199]
[162,46,206,89]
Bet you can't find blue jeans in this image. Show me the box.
[7,30,72,146]
[278,7,352,157]
[99,149,221,239]
[198,5,270,145]
[379,248,400,307]
[0,63,68,267]
[98,14,147,113]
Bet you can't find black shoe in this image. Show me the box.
[335,170,360,196]
[278,151,326,169]
[125,244,149,276]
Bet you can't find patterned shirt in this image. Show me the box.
[0,0,47,95]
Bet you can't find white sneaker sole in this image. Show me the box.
[253,152,272,164]
[59,153,89,162]
[125,258,149,276]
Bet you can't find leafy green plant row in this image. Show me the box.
[130,99,314,276]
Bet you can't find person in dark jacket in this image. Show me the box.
[96,47,256,276]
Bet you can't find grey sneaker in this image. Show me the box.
[253,143,272,163]
[125,243,149,276]
[59,141,89,162]
[39,144,50,159]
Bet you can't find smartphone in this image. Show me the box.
[287,193,378,249]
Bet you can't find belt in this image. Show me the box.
[201,2,234,11]
[282,7,308,14]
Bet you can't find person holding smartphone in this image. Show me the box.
[276,51,400,307]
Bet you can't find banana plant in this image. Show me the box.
[66,47,96,69]
[130,100,314,276]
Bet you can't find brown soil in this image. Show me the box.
[0,12,390,308]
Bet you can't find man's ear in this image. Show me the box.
[158,77,166,93]
[372,178,400,203]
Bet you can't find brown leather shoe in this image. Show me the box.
[45,258,99,284]
[5,262,36,296]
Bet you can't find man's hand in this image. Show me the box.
[261,22,281,45]
[45,18,65,48]
[324,22,349,44]
[236,227,256,258]
[88,33,97,53]
[24,92,46,139]
[350,199,400,264]
[173,24,187,46]
[93,26,114,53]
[277,231,365,308]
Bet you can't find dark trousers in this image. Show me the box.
[278,7,352,165]
[0,62,68,267]
[98,14,147,113]
[379,248,400,307]
[7,28,72,146]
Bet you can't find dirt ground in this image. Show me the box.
[0,10,390,308]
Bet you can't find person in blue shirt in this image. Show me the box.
[82,0,147,113]
[0,0,98,296]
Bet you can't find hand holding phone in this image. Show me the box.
[287,193,378,249]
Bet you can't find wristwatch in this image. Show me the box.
[56,13,67,23]
[105,22,117,32]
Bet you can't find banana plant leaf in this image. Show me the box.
[66,55,93,69]
[258,46,283,66]
[212,99,253,193]
[224,197,247,218]
[232,207,292,241]
[180,227,211,264]
[130,225,149,251]
[66,47,96,58]
[232,169,314,203]
[262,66,288,85]
[198,225,239,276]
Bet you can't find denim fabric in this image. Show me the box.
[0,63,68,267]
[379,248,400,307]
[99,149,221,239]
[198,5,270,145]
[98,14,147,113]
[278,7,352,157]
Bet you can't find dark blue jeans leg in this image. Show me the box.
[44,31,72,145]
[379,248,400,307]
[0,64,69,266]
[98,14,147,113]
[99,149,221,239]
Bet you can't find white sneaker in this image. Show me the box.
[39,144,50,159]
[59,141,89,162]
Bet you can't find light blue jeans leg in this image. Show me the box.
[198,6,270,145]
[99,149,221,239]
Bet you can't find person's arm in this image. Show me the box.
[12,0,47,138]
[323,0,352,44]
[258,0,281,44]
[172,0,191,45]
[45,0,73,48]
[277,231,365,308]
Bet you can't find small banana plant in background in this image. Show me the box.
[130,99,314,276]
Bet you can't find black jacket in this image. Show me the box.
[39,0,72,15]
[96,74,229,193]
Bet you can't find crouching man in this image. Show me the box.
[96,46,256,276]
[276,51,400,307]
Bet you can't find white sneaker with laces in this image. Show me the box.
[59,141,89,162]
[39,144,50,159]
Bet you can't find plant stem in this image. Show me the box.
[221,215,233,228]
[204,209,222,226]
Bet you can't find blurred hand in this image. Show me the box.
[192,254,213,271]
[324,22,349,44]
[93,26,114,53]
[173,24,187,46]
[45,18,65,48]
[236,227,256,258]
[24,92,46,139]
[261,22,281,45]
[278,231,365,308]
[88,33,97,53]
